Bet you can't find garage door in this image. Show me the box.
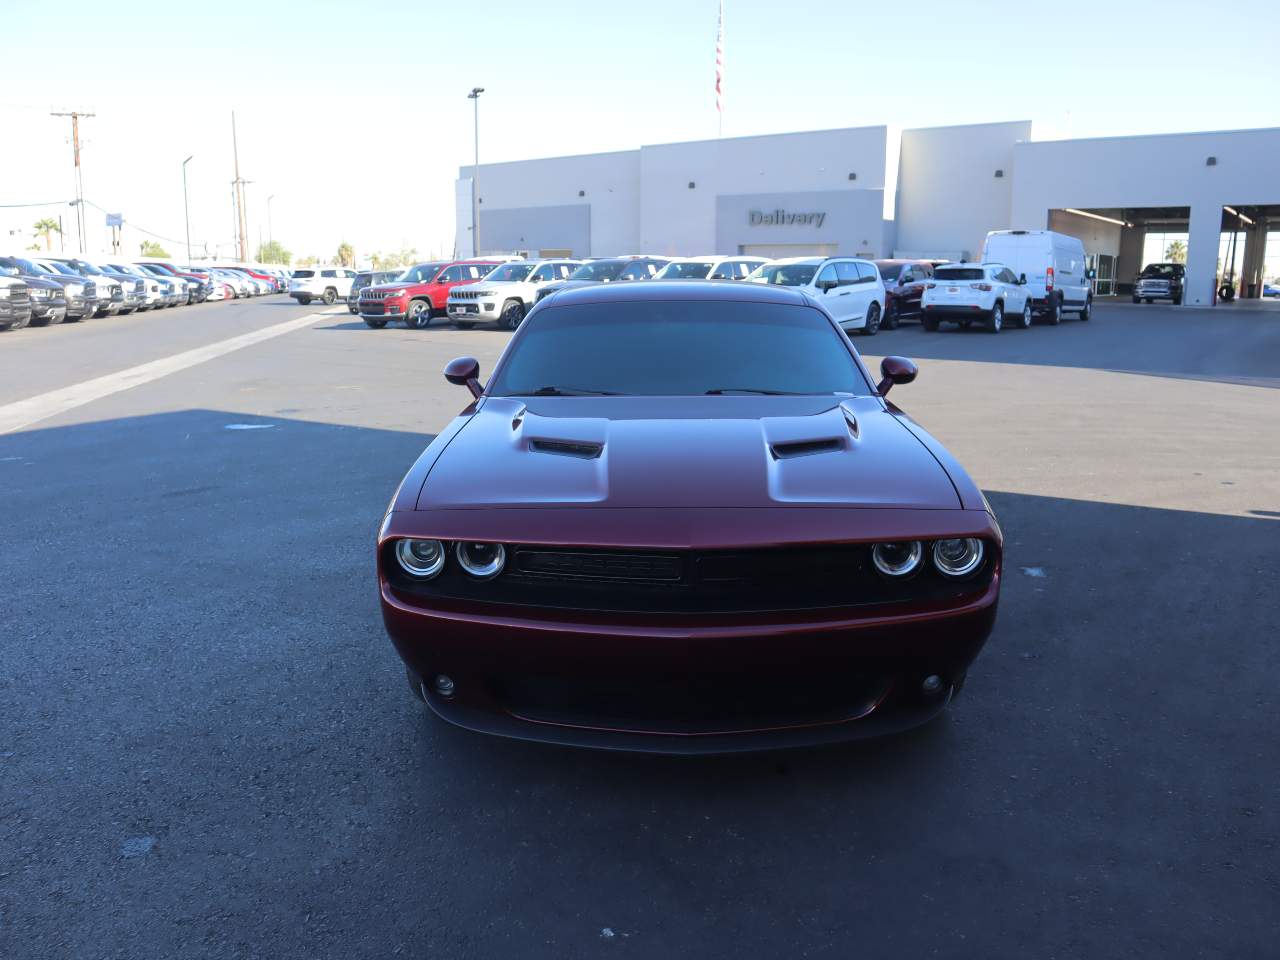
[739,243,839,258]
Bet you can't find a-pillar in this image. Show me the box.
[1185,203,1221,306]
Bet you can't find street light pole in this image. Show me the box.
[182,155,194,266]
[468,87,484,256]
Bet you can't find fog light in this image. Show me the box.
[395,538,446,579]
[434,674,455,697]
[872,541,923,577]
[456,541,506,579]
[922,675,943,695]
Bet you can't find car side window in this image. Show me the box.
[438,265,464,282]
[619,262,649,280]
[855,262,878,284]
[900,268,914,283]
[530,265,554,282]
[834,262,859,286]
[709,262,732,279]
[816,264,838,289]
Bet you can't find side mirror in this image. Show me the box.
[877,356,918,396]
[1019,273,1028,285]
[817,279,837,294]
[1087,268,1097,280]
[444,356,483,398]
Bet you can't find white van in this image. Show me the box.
[981,230,1093,324]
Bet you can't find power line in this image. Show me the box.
[0,200,74,209]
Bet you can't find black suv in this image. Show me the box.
[349,270,402,314]
[1133,263,1184,305]
[1,256,97,322]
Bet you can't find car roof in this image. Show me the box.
[545,279,809,308]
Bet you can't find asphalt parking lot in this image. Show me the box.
[2,299,1278,958]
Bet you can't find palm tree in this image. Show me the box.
[337,242,354,267]
[1164,240,1187,264]
[33,218,61,251]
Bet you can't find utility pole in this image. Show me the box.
[51,109,94,253]
[182,155,194,266]
[267,195,275,246]
[468,87,484,256]
[231,112,249,262]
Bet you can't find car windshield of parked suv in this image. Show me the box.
[68,260,109,276]
[11,257,55,276]
[935,267,986,281]
[659,261,714,279]
[396,262,444,283]
[749,263,818,286]
[875,263,904,282]
[568,260,627,281]
[45,261,81,277]
[484,263,535,283]
[1140,264,1179,278]
[0,263,17,277]
[489,300,870,397]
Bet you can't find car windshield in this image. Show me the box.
[876,263,904,281]
[397,262,444,283]
[47,262,80,277]
[749,263,817,286]
[484,263,534,282]
[659,262,714,279]
[1140,264,1178,277]
[10,257,48,275]
[568,261,627,281]
[71,260,106,276]
[0,264,16,277]
[489,300,871,397]
[935,267,985,281]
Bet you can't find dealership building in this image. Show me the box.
[455,120,1280,306]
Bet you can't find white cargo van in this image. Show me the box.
[981,230,1093,324]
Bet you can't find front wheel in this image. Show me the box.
[321,288,337,305]
[1019,302,1032,328]
[922,314,939,332]
[860,302,881,336]
[500,299,526,331]
[406,300,431,329]
[883,300,899,330]
[297,295,311,305]
[987,301,1003,333]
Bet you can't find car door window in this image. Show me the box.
[855,262,879,284]
[438,265,464,282]
[530,265,554,282]
[833,262,859,287]
[321,269,337,278]
[709,262,733,280]
[816,264,838,291]
[619,262,650,280]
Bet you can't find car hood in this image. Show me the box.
[417,396,960,511]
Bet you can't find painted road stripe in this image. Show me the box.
[0,308,339,435]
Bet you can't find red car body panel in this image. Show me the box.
[377,282,1002,752]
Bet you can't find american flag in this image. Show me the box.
[715,0,724,119]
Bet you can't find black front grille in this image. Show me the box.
[493,669,889,734]
[388,543,993,615]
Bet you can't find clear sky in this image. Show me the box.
[2,0,1275,264]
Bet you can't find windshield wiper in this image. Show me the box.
[527,386,622,396]
[704,387,804,395]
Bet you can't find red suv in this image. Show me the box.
[358,259,504,329]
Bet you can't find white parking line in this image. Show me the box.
[0,309,337,435]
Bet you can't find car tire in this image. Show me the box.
[987,301,1003,333]
[1172,293,1182,306]
[406,300,431,329]
[1019,302,1032,328]
[859,302,881,336]
[922,314,939,332]
[883,300,899,330]
[1048,297,1063,324]
[1131,295,1140,304]
[322,288,337,305]
[363,318,387,329]
[298,295,311,305]
[500,299,526,331]
[1079,297,1091,321]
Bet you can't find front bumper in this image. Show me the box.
[447,300,498,321]
[360,300,408,319]
[0,300,33,326]
[30,297,68,321]
[379,508,1001,753]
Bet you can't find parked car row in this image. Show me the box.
[0,253,288,331]
[347,230,1097,338]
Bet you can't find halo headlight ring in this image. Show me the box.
[455,542,506,579]
[871,541,923,578]
[395,539,446,579]
[932,538,985,578]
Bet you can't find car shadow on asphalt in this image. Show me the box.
[2,409,1277,958]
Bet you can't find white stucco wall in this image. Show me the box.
[638,126,889,256]
[1011,127,1280,304]
[895,121,1031,262]
[458,150,641,257]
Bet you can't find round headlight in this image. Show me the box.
[455,542,505,579]
[933,538,984,578]
[395,538,445,579]
[872,541,923,577]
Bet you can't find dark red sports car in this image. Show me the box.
[378,281,1001,753]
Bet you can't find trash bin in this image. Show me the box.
[1247,283,1257,298]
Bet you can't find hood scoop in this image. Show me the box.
[530,438,604,459]
[769,437,844,459]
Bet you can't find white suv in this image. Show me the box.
[654,256,767,280]
[921,262,1031,333]
[289,267,357,305]
[747,257,886,335]
[447,259,580,329]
